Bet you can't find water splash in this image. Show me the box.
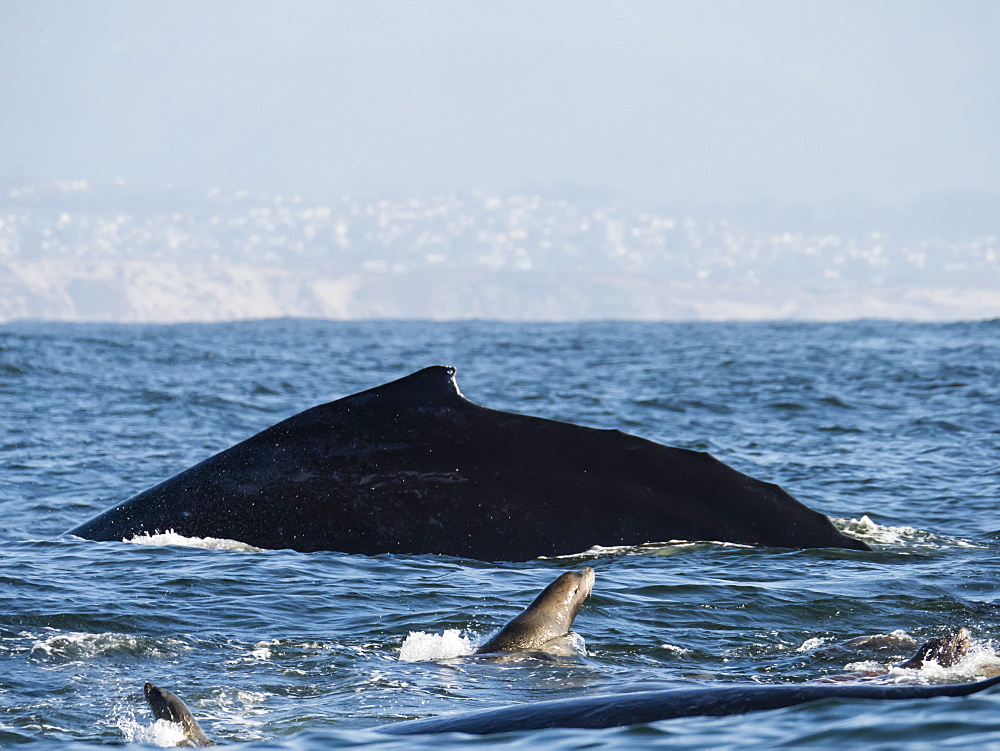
[398,630,475,662]
[119,716,189,747]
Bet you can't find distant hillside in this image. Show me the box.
[1,183,997,322]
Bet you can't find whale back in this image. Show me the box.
[69,366,870,558]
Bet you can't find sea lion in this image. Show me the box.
[475,567,594,654]
[895,627,971,669]
[816,627,973,681]
[144,682,214,747]
[68,366,869,558]
[815,626,971,682]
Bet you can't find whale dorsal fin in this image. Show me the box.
[344,365,465,409]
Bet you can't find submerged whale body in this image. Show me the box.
[146,676,1000,742]
[381,675,1000,735]
[69,366,869,558]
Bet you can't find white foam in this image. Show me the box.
[659,643,693,655]
[126,530,264,551]
[248,640,276,661]
[836,515,983,549]
[840,515,922,545]
[960,641,1000,679]
[398,629,475,662]
[846,635,1000,683]
[545,539,751,560]
[797,636,828,652]
[843,659,886,673]
[208,689,269,736]
[28,630,185,660]
[225,640,279,665]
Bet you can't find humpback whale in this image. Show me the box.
[144,676,1000,742]
[69,366,869,558]
[380,675,1000,735]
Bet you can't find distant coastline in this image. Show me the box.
[2,182,998,323]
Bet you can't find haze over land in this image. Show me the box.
[1,1,998,321]
[2,182,997,322]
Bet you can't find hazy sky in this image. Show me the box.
[2,0,998,205]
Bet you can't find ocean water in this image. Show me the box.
[1,319,998,749]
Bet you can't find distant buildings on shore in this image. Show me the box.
[1,182,997,323]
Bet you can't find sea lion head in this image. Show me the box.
[897,627,971,669]
[144,682,214,747]
[145,682,186,724]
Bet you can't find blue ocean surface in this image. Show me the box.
[1,319,998,749]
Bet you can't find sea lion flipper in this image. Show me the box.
[144,682,215,747]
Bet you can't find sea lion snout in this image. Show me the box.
[575,566,595,594]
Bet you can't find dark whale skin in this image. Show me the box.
[380,675,1000,735]
[68,366,869,559]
